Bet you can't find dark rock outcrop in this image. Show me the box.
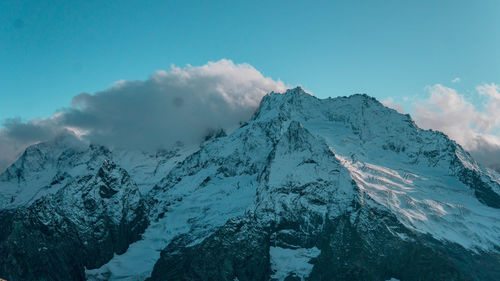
[0,160,148,281]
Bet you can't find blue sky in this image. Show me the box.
[1,0,499,122]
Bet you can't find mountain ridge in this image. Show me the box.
[1,87,499,281]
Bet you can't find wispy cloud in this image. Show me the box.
[451,77,461,83]
[381,97,406,114]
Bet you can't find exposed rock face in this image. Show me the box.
[148,211,483,281]
[0,146,149,281]
[145,88,500,281]
[149,217,271,281]
[1,87,500,280]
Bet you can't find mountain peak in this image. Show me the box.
[2,87,500,280]
[346,92,383,104]
[284,86,307,95]
[262,88,388,114]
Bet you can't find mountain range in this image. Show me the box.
[1,87,499,281]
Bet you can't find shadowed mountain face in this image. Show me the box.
[1,87,499,281]
[0,146,149,281]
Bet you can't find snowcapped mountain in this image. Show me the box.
[1,87,499,281]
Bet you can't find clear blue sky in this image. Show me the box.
[1,0,499,122]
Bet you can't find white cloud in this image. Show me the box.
[451,77,461,83]
[0,59,287,172]
[413,83,500,171]
[381,97,406,114]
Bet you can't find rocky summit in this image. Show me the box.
[1,87,499,281]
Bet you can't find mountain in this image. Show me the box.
[1,87,500,281]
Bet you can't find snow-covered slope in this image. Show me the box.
[88,109,284,280]
[0,146,149,280]
[254,88,500,251]
[0,133,90,209]
[0,136,194,280]
[1,87,500,281]
[0,136,194,209]
[93,88,500,281]
[111,144,197,194]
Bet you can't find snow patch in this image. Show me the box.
[336,154,500,252]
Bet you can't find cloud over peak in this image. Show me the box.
[0,59,287,172]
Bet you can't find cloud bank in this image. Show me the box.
[0,59,287,172]
[413,83,500,171]
[2,60,500,174]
